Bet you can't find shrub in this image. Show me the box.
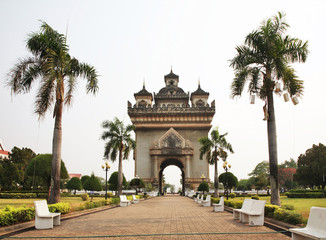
[281,204,295,211]
[79,200,106,210]
[229,193,236,198]
[224,200,243,209]
[251,195,259,200]
[48,202,71,214]
[273,208,303,225]
[265,204,279,218]
[81,193,89,201]
[0,206,35,226]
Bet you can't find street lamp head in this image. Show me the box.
[228,164,231,169]
[102,165,105,169]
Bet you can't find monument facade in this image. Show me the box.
[128,70,215,194]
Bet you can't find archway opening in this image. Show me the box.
[159,159,185,195]
[162,166,181,194]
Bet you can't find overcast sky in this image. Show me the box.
[1,0,325,190]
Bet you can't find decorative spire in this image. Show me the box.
[143,79,145,88]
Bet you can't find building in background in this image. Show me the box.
[0,141,10,159]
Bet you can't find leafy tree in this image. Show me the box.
[130,177,145,194]
[218,172,238,191]
[7,22,99,204]
[108,171,127,193]
[295,143,326,189]
[101,117,135,197]
[249,161,270,177]
[198,182,209,194]
[81,175,90,190]
[254,174,269,194]
[0,158,21,190]
[83,173,102,201]
[279,158,297,169]
[66,177,82,194]
[278,168,296,190]
[25,154,68,199]
[0,147,36,190]
[199,127,234,198]
[229,12,308,205]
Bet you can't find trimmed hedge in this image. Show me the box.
[286,191,325,198]
[0,193,48,199]
[0,202,71,226]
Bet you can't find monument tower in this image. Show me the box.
[128,70,215,195]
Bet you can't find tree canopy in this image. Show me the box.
[25,154,68,191]
[218,172,238,190]
[83,173,102,192]
[108,171,127,192]
[66,177,82,194]
[198,182,209,194]
[295,143,326,189]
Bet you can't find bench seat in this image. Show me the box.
[213,196,224,212]
[34,200,61,229]
[289,207,326,240]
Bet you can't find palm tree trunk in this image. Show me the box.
[49,99,63,204]
[266,87,281,206]
[214,158,219,198]
[117,148,123,197]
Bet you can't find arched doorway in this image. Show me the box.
[159,159,185,196]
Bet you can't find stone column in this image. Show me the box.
[153,155,158,178]
[185,155,191,178]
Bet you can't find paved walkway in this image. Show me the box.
[7,195,290,239]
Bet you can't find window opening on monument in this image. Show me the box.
[162,165,182,194]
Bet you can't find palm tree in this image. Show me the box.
[101,117,135,197]
[199,127,234,198]
[229,12,308,205]
[7,21,99,204]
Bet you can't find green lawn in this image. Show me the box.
[229,196,326,220]
[0,197,106,212]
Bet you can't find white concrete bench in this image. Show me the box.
[233,198,254,220]
[213,196,224,212]
[197,194,204,204]
[132,195,140,204]
[289,207,326,240]
[240,199,266,226]
[194,194,200,202]
[34,200,61,229]
[202,195,211,207]
[120,195,131,207]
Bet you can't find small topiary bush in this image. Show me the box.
[81,193,89,201]
[229,192,236,198]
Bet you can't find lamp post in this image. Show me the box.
[223,161,231,200]
[102,161,111,200]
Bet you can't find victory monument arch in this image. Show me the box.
[128,70,215,195]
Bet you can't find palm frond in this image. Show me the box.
[34,76,56,118]
[230,68,250,98]
[7,57,42,94]
[282,66,304,97]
